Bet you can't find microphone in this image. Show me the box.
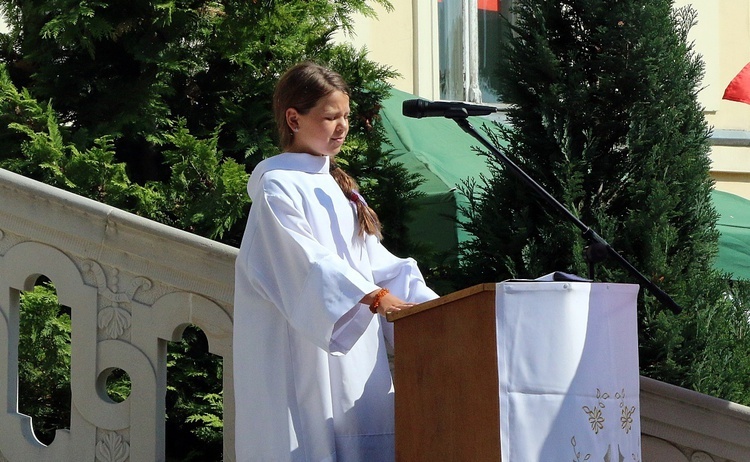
[402,98,498,118]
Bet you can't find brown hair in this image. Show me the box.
[273,62,383,239]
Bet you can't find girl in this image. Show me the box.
[233,62,438,461]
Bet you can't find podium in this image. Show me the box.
[387,281,641,462]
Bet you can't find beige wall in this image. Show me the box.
[702,1,750,198]
[337,0,440,98]
[338,2,415,91]
[706,0,750,131]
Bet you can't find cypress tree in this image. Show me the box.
[460,0,750,402]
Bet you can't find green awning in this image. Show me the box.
[379,88,494,256]
[381,89,750,280]
[713,189,750,279]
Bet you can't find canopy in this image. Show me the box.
[379,88,494,256]
[380,89,750,280]
[713,189,750,279]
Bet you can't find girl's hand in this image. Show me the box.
[361,289,416,316]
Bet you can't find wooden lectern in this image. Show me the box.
[386,284,501,462]
[386,280,642,462]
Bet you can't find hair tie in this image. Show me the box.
[348,190,368,207]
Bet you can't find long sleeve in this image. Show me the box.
[365,234,439,304]
[240,182,379,354]
[365,234,439,350]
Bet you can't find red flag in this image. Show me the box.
[723,62,750,105]
[478,0,499,11]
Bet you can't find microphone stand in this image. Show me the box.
[445,108,682,314]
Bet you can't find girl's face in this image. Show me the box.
[286,90,350,157]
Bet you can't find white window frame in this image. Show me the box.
[420,0,513,103]
[443,0,482,103]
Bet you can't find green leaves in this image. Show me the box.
[17,283,72,445]
[40,1,112,56]
[147,121,250,240]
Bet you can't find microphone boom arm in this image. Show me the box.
[447,110,682,314]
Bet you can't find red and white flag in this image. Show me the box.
[723,62,750,105]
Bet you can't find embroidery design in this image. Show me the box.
[571,387,640,462]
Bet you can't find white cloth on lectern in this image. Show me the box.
[233,152,438,462]
[497,281,641,462]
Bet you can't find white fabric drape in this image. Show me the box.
[496,281,641,462]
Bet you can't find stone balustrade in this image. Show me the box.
[0,167,749,461]
[0,168,236,461]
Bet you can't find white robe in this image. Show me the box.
[233,152,438,462]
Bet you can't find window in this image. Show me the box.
[438,0,512,103]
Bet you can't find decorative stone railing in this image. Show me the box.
[641,376,750,461]
[0,168,237,461]
[0,167,749,461]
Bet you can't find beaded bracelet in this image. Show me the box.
[369,288,390,314]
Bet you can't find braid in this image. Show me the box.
[330,159,383,240]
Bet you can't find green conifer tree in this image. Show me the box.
[460,0,750,403]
